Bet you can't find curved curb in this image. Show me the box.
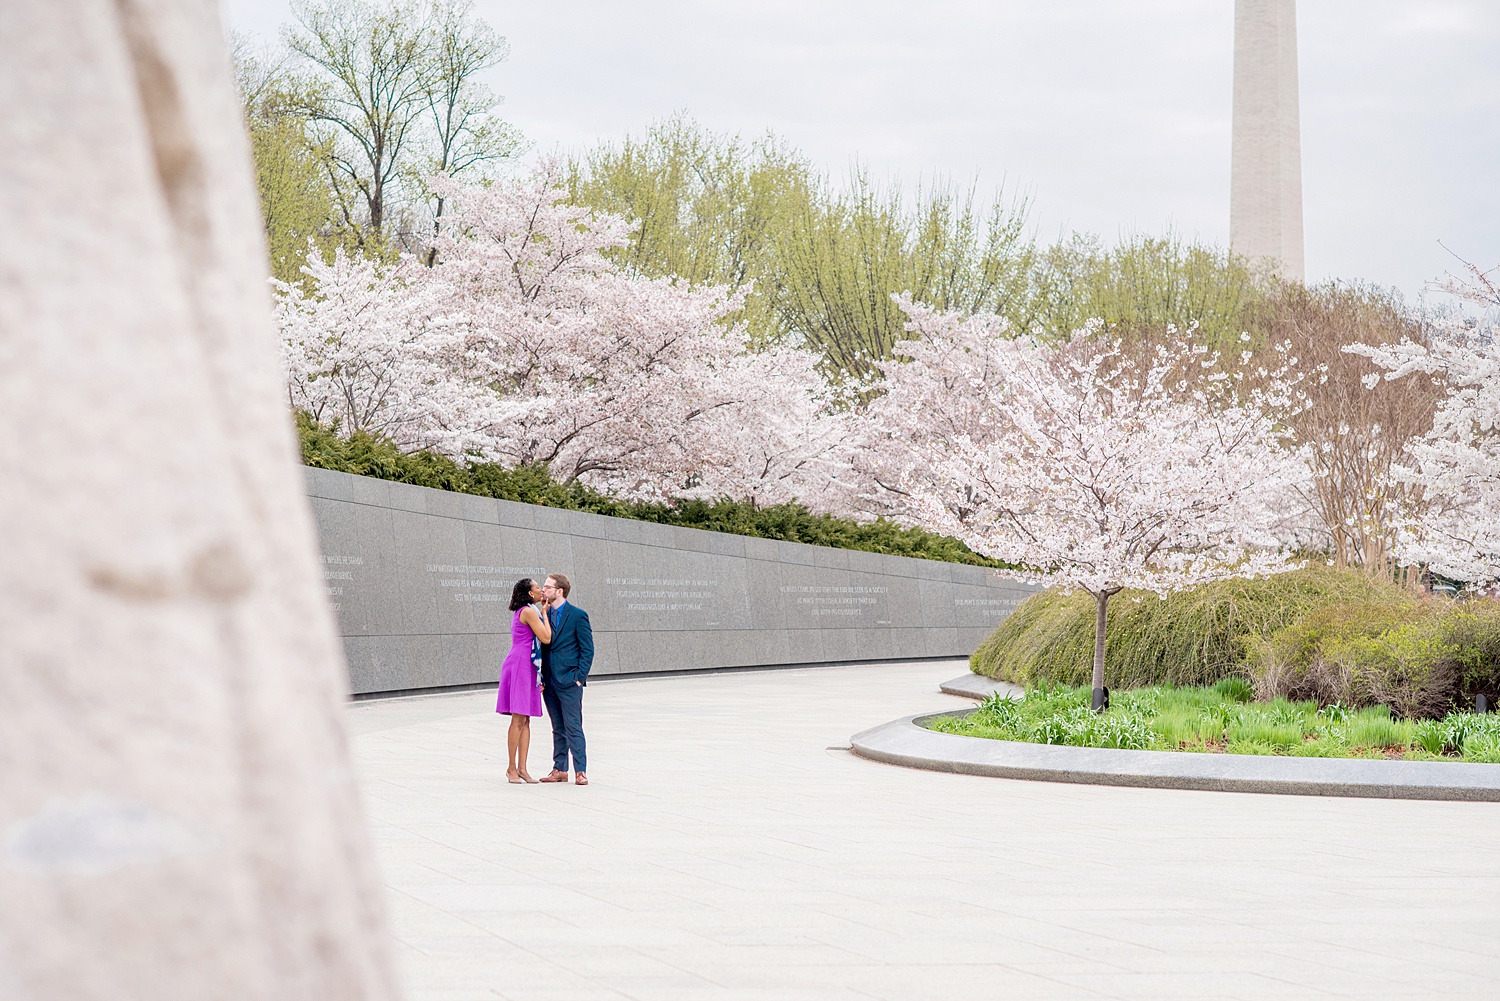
[938,674,1021,701]
[850,710,1500,801]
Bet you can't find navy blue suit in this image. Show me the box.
[541,601,593,773]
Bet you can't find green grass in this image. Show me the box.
[928,683,1500,761]
[969,567,1419,690]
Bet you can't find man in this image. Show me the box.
[537,573,594,785]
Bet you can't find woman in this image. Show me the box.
[497,578,551,783]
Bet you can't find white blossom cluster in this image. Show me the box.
[1349,331,1500,586]
[278,161,850,507]
[1340,262,1500,587]
[277,162,1496,598]
[867,300,1309,598]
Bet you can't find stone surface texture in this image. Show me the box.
[938,673,1019,700]
[852,712,1500,802]
[348,660,1500,1000]
[0,2,399,999]
[307,468,1036,695]
[1230,0,1305,280]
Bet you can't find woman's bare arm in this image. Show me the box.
[520,604,552,643]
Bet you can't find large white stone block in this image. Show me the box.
[0,1,401,998]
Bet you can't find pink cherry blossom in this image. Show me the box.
[276,248,519,456]
[279,162,848,506]
[1348,330,1500,585]
[874,300,1306,704]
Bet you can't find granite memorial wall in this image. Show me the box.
[306,467,1038,695]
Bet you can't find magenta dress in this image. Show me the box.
[496,609,543,716]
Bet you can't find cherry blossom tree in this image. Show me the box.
[886,303,1306,709]
[1342,258,1500,586]
[672,349,855,509]
[425,162,847,502]
[1432,256,1500,314]
[1347,333,1500,586]
[278,162,848,506]
[276,247,519,454]
[847,295,1023,523]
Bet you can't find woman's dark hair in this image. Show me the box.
[509,579,535,612]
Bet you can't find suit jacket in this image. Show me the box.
[541,601,594,688]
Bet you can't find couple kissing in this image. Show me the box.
[497,572,594,786]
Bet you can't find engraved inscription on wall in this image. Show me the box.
[954,596,1024,619]
[427,563,547,603]
[307,467,1040,692]
[781,584,891,625]
[607,576,723,626]
[322,554,363,612]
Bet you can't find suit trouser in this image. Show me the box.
[542,679,586,773]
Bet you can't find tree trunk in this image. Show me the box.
[1091,588,1118,712]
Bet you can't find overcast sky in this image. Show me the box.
[223,0,1499,300]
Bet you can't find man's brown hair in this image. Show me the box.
[546,573,572,598]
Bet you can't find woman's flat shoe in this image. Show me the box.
[506,773,524,784]
[520,774,539,784]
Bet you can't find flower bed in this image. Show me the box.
[927,680,1500,762]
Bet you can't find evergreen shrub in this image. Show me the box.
[297,414,997,567]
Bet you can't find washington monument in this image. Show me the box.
[1231,0,1304,281]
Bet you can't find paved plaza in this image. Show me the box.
[347,660,1500,1000]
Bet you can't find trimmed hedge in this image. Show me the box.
[297,415,997,567]
[969,566,1419,689]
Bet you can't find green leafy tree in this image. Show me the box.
[566,116,814,348]
[284,0,431,248]
[775,171,1034,380]
[282,0,523,253]
[233,35,346,283]
[570,118,1278,385]
[568,117,1035,383]
[418,0,527,258]
[1030,232,1269,348]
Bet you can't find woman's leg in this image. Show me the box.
[506,714,523,778]
[517,717,533,780]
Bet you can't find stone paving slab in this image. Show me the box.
[852,709,1500,802]
[348,659,1500,1000]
